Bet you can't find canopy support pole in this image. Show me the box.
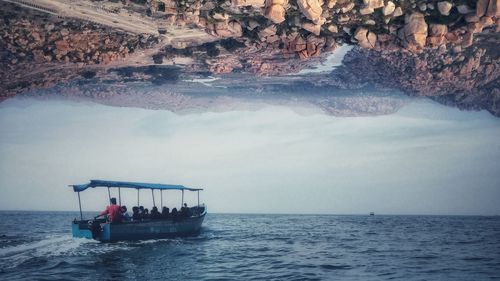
[181,190,184,206]
[77,192,83,220]
[137,188,140,207]
[118,187,121,206]
[107,187,111,202]
[160,190,163,209]
[197,191,200,207]
[152,189,156,207]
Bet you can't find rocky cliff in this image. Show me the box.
[0,0,498,115]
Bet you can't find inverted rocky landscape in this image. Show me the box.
[0,0,498,115]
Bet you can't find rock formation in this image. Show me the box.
[0,0,499,116]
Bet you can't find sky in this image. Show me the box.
[0,97,499,215]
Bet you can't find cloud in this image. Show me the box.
[0,98,499,215]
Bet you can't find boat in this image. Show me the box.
[370,212,375,216]
[69,180,206,242]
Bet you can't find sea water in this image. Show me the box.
[0,212,499,280]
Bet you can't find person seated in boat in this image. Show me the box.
[96,197,121,223]
[132,206,141,221]
[161,207,169,219]
[171,207,178,218]
[143,208,150,220]
[181,203,191,218]
[139,206,145,220]
[121,206,131,222]
[150,206,161,220]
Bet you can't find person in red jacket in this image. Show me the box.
[97,197,121,223]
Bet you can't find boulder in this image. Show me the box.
[55,40,70,55]
[477,0,489,17]
[383,1,395,15]
[297,0,324,24]
[359,7,374,15]
[247,20,259,30]
[437,1,452,16]
[365,19,376,25]
[327,0,336,9]
[259,25,277,40]
[480,16,494,28]
[426,24,447,47]
[461,31,474,48]
[398,12,428,52]
[305,34,325,57]
[327,24,338,33]
[354,27,377,49]
[213,13,229,21]
[232,0,265,7]
[341,2,355,13]
[486,0,500,17]
[363,0,384,9]
[465,14,480,22]
[210,20,243,38]
[265,5,286,23]
[302,22,321,35]
[457,5,473,14]
[265,0,287,23]
[392,6,403,17]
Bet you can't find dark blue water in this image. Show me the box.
[0,212,499,280]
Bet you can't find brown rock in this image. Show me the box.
[480,16,495,30]
[445,32,459,43]
[259,25,277,39]
[354,27,377,49]
[302,22,321,35]
[427,24,447,47]
[341,2,355,13]
[359,7,374,15]
[465,14,480,23]
[297,0,324,24]
[430,24,448,36]
[55,40,70,55]
[468,22,483,33]
[392,7,403,17]
[399,12,428,53]
[211,20,243,37]
[437,1,452,16]
[363,0,384,9]
[486,0,500,17]
[477,0,489,17]
[265,1,286,23]
[327,0,336,9]
[247,20,259,30]
[457,5,473,14]
[232,0,265,7]
[213,13,228,21]
[327,24,338,33]
[292,36,307,52]
[461,31,474,48]
[305,34,325,57]
[383,1,395,15]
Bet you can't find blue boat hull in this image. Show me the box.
[72,211,206,242]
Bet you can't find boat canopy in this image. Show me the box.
[71,180,202,192]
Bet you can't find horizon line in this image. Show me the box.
[0,209,498,217]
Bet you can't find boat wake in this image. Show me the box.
[0,235,135,270]
[0,235,88,269]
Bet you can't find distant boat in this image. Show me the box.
[370,212,375,216]
[69,180,206,242]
